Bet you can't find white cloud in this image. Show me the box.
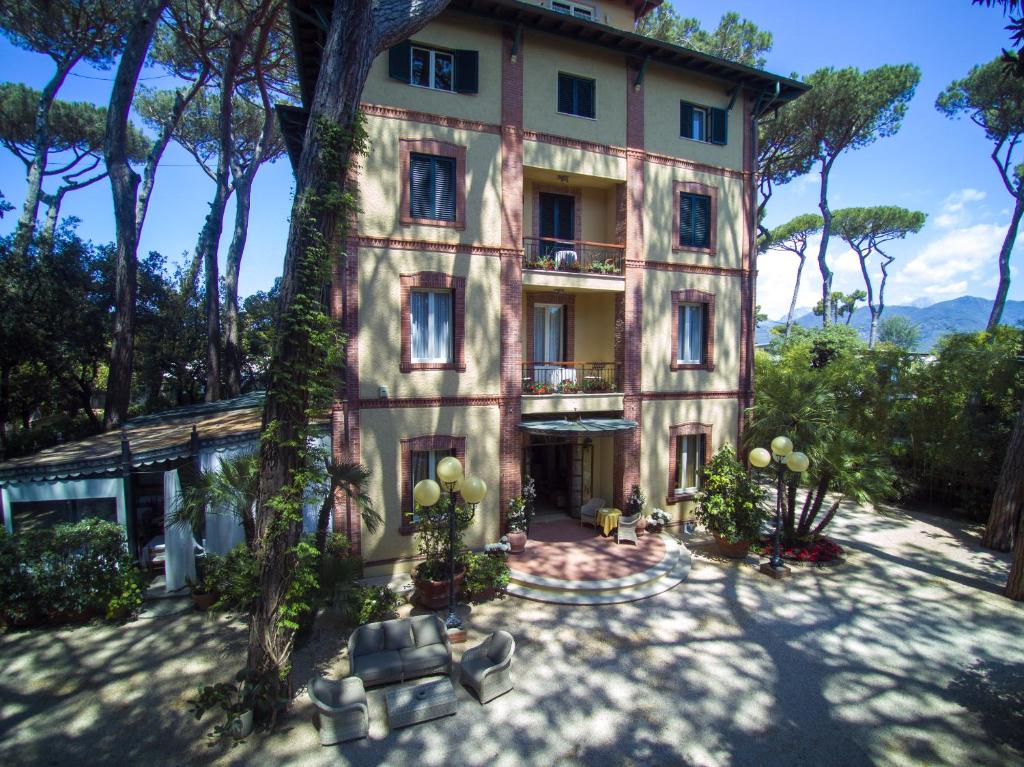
[933,188,986,229]
[895,223,1005,285]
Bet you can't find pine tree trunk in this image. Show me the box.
[248,0,451,683]
[103,0,168,429]
[12,60,77,260]
[223,179,252,398]
[816,157,835,328]
[987,192,1024,331]
[784,251,805,338]
[1007,512,1024,601]
[983,399,1024,551]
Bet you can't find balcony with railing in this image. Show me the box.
[520,361,623,415]
[522,236,625,277]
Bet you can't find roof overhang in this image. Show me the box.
[288,0,807,112]
[519,417,638,436]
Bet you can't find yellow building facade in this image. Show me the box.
[286,0,806,575]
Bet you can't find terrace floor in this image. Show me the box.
[2,501,1023,766]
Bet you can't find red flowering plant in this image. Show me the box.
[756,537,843,563]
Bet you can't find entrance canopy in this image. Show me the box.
[518,418,638,437]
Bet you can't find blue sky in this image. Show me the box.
[0,0,1019,319]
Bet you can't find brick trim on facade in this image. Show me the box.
[359,102,747,181]
[738,92,757,447]
[641,390,740,401]
[360,395,502,409]
[672,180,718,256]
[398,138,468,230]
[499,27,525,533]
[669,288,716,372]
[357,235,517,258]
[645,260,747,278]
[525,292,576,364]
[666,422,714,504]
[399,435,467,535]
[399,272,467,372]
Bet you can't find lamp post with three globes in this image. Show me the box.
[748,436,809,579]
[412,456,486,633]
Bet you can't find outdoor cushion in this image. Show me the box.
[382,619,414,651]
[486,632,513,664]
[309,676,366,710]
[351,623,383,657]
[399,644,451,676]
[351,649,403,685]
[460,651,493,683]
[410,614,445,647]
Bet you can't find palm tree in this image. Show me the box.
[315,459,381,553]
[170,451,260,548]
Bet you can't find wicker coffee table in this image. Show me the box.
[385,676,457,729]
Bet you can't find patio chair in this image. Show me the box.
[617,513,640,545]
[460,631,516,703]
[580,497,605,529]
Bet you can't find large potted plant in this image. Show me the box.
[185,552,224,611]
[190,668,284,742]
[463,550,511,602]
[506,496,531,553]
[413,494,474,609]
[693,445,769,558]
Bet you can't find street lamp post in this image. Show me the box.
[412,456,487,635]
[749,436,809,579]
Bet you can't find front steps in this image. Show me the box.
[506,533,692,605]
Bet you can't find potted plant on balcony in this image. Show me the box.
[412,495,475,609]
[693,446,769,558]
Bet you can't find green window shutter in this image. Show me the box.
[557,74,574,113]
[693,195,710,246]
[578,78,595,118]
[679,193,694,246]
[710,107,728,145]
[680,102,694,139]
[454,50,479,94]
[389,42,412,82]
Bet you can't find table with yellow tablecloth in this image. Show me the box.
[595,508,621,536]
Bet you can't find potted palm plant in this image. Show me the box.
[693,446,769,558]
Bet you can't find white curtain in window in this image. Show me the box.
[678,303,703,363]
[163,468,195,592]
[533,305,563,363]
[411,290,452,362]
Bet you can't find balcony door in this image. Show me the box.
[533,303,567,386]
[539,192,575,258]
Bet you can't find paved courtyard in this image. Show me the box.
[1,502,1022,766]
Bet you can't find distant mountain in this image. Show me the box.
[755,296,1024,351]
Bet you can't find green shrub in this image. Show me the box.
[463,551,510,602]
[319,532,363,604]
[694,446,769,543]
[345,584,400,625]
[0,519,141,627]
[206,545,260,615]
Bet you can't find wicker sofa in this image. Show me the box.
[348,614,452,687]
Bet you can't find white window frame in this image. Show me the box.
[677,303,704,365]
[551,0,594,19]
[675,434,704,494]
[688,106,707,142]
[410,46,454,92]
[410,288,453,363]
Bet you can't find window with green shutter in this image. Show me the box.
[410,154,456,221]
[388,41,478,94]
[557,73,595,118]
[680,101,727,145]
[678,192,711,248]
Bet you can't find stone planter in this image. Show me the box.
[713,535,751,559]
[506,530,528,554]
[414,569,465,610]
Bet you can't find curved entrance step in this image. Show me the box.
[506,533,692,605]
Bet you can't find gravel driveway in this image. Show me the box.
[2,502,1022,767]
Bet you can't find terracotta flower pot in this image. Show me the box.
[414,569,465,610]
[192,591,217,611]
[636,517,648,536]
[507,530,528,554]
[713,535,751,559]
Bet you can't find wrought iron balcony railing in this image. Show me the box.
[522,237,624,277]
[521,361,622,395]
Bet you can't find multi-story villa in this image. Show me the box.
[284,0,807,575]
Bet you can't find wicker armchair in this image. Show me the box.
[459,631,516,704]
[617,513,640,545]
[580,497,605,529]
